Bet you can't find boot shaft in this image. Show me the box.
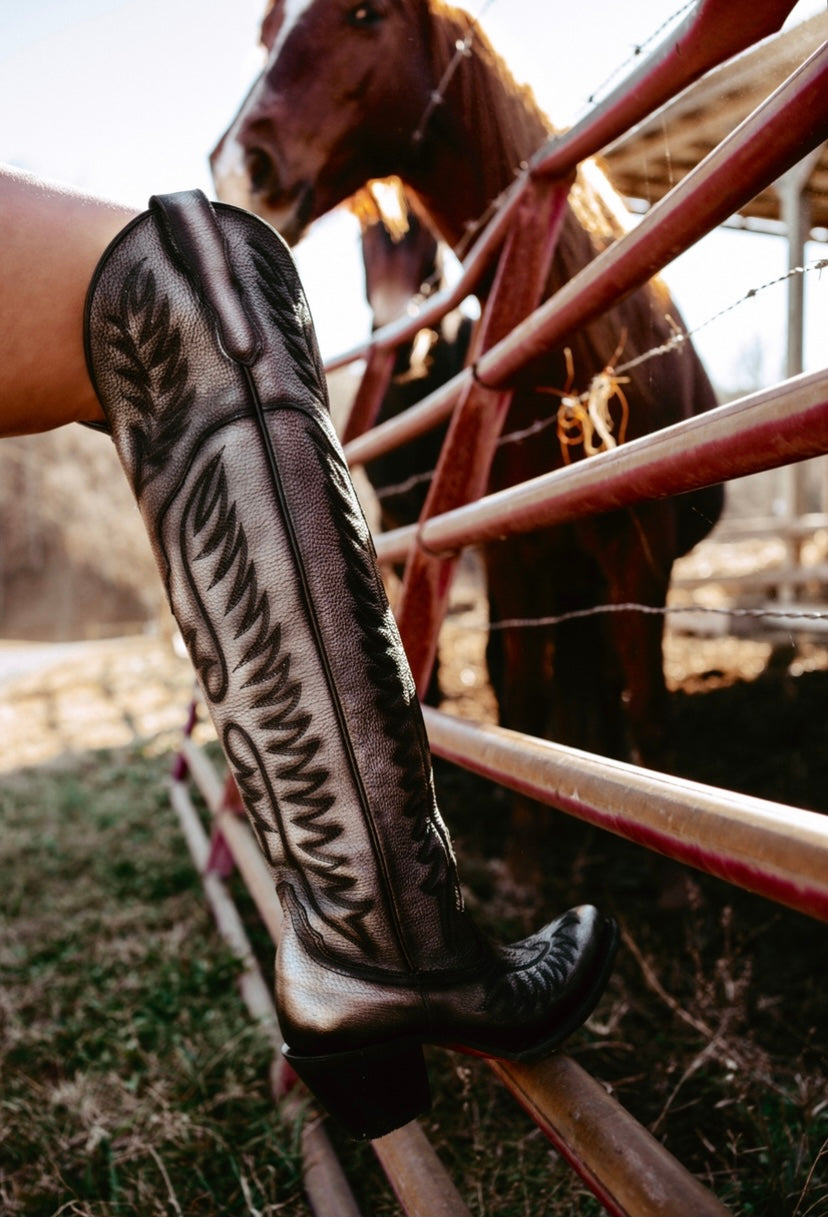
[84,191,618,1142]
[85,192,466,975]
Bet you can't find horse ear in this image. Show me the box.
[260,0,280,48]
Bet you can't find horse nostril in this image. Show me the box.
[245,147,273,194]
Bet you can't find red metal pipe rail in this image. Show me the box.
[423,708,828,923]
[328,0,804,379]
[479,42,828,391]
[528,0,801,181]
[168,771,364,1217]
[174,735,732,1216]
[173,737,475,1217]
[168,6,828,1214]
[343,40,828,474]
[372,369,828,564]
[492,1056,731,1217]
[394,178,569,694]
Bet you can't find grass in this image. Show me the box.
[438,759,828,1217]
[0,748,306,1216]
[1,734,826,1216]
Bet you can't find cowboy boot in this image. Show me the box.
[84,190,618,1141]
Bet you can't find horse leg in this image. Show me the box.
[548,611,628,758]
[574,505,675,766]
[484,538,557,889]
[584,506,697,905]
[485,534,631,889]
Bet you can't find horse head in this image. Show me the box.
[211,0,726,883]
[211,0,548,248]
[211,0,438,246]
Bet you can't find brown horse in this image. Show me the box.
[356,185,475,703]
[211,0,724,864]
[355,184,473,536]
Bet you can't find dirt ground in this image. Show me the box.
[0,634,203,773]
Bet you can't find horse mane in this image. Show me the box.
[425,4,626,243]
[419,1,675,395]
[337,2,675,399]
[349,178,412,241]
[425,4,551,200]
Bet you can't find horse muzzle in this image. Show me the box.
[210,126,314,247]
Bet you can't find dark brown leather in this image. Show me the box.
[84,191,617,1133]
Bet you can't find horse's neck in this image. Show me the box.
[403,7,640,378]
[408,11,552,249]
[407,9,619,305]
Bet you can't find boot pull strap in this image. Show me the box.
[150,190,261,366]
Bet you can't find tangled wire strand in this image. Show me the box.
[372,255,828,507]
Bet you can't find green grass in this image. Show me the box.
[1,742,826,1216]
[0,748,306,1216]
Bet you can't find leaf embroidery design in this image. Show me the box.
[180,450,376,952]
[107,260,194,492]
[248,239,328,402]
[485,912,581,1019]
[306,424,466,951]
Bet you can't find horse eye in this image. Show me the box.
[347,2,383,28]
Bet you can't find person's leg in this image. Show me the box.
[0,165,137,436]
[84,189,618,1140]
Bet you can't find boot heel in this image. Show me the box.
[283,1036,431,1140]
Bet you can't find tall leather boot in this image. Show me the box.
[84,190,618,1141]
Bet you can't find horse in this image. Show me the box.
[352,183,475,704]
[211,0,724,878]
[353,183,474,538]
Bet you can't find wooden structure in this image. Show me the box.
[604,10,828,609]
[602,10,828,232]
[172,3,828,1213]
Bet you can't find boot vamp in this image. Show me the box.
[278,904,610,1060]
[423,904,610,1058]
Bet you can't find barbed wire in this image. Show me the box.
[616,258,828,377]
[370,0,828,592]
[584,2,695,109]
[412,0,695,148]
[411,0,498,147]
[455,600,828,633]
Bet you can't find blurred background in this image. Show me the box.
[2,13,826,1215]
[0,0,825,641]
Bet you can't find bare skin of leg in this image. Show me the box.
[0,165,137,437]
